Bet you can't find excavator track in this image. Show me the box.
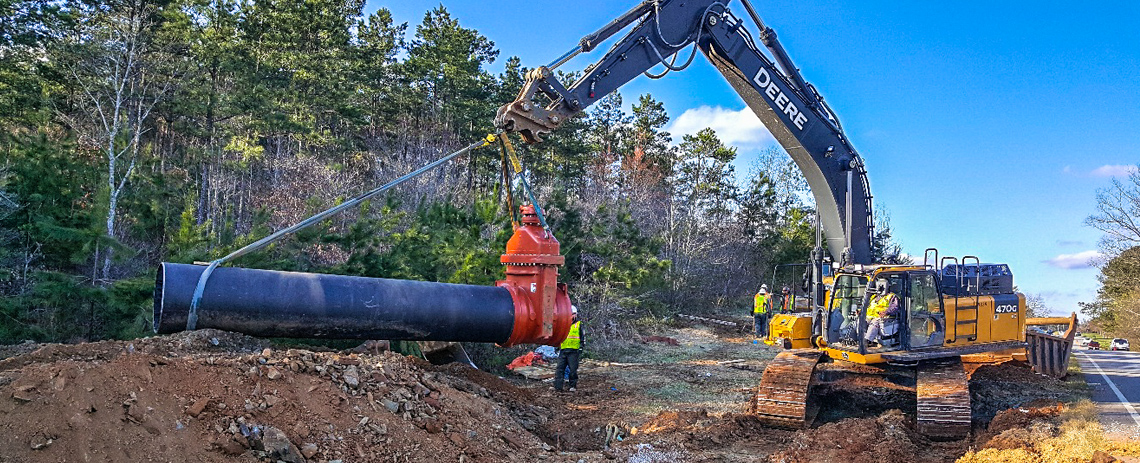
[753,349,823,428]
[916,357,971,439]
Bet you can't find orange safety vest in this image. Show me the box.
[560,321,581,350]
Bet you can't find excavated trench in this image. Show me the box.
[812,361,918,424]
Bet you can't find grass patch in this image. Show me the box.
[957,399,1127,463]
[1106,441,1140,458]
[632,315,682,333]
[1061,355,1093,396]
[1058,399,1098,423]
[645,383,694,402]
[627,403,668,416]
[1037,416,1107,463]
[1067,353,1083,375]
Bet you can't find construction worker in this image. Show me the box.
[780,286,794,313]
[753,285,771,338]
[554,306,582,392]
[865,279,900,347]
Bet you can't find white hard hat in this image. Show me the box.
[571,305,578,315]
[758,287,767,294]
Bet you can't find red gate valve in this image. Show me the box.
[497,205,573,346]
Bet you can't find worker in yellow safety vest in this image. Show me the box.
[753,285,771,338]
[555,306,582,392]
[865,279,900,346]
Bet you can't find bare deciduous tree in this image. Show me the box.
[62,0,174,282]
[1086,166,1140,256]
[1023,292,1051,318]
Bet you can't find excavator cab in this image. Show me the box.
[824,270,905,354]
[822,267,948,360]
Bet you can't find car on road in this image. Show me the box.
[1111,339,1130,351]
[1088,340,1101,350]
[1076,337,1090,348]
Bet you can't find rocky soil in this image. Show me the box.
[0,322,1103,463]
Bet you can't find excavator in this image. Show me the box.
[492,0,1031,439]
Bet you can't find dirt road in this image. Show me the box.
[1076,349,1140,440]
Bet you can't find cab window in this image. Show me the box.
[831,275,868,314]
[909,273,942,315]
[827,274,868,345]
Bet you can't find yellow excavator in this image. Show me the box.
[491,0,1043,439]
[757,253,1027,438]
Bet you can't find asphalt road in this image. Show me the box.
[1076,348,1140,439]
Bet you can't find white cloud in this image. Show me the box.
[1090,164,1137,177]
[667,106,776,148]
[1044,250,1102,269]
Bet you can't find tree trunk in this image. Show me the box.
[102,190,118,282]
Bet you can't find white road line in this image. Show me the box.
[1081,352,1140,426]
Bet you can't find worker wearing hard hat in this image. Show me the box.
[865,279,900,347]
[779,286,794,314]
[554,305,582,392]
[753,285,771,338]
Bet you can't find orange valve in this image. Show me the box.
[497,205,573,346]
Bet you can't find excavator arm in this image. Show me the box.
[495,0,874,265]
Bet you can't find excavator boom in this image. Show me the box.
[496,0,873,264]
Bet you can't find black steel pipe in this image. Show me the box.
[154,263,516,343]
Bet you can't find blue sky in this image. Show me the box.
[367,0,1140,315]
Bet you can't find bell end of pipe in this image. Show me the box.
[153,263,165,334]
[497,282,573,347]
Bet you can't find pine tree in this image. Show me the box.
[403,5,498,140]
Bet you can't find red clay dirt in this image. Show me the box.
[0,323,1093,463]
[0,330,554,463]
[972,400,1064,452]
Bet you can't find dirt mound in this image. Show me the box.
[0,323,1107,463]
[433,362,536,402]
[968,360,1080,423]
[986,401,1064,435]
[770,409,967,463]
[617,411,792,461]
[974,402,1063,451]
[0,329,267,370]
[968,360,1045,383]
[0,333,554,462]
[637,410,711,434]
[958,400,1139,463]
[0,340,39,360]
